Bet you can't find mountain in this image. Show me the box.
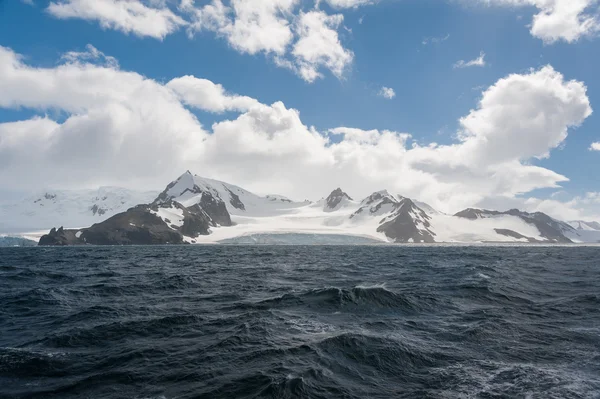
[454,208,575,243]
[567,220,600,243]
[35,172,598,245]
[0,187,157,234]
[324,188,353,212]
[569,220,600,231]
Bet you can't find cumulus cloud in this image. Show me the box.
[43,0,355,82]
[183,2,354,82]
[47,0,187,39]
[183,0,298,55]
[321,0,373,8]
[290,10,354,82]
[167,75,260,113]
[0,46,594,217]
[590,142,600,151]
[475,0,600,43]
[454,51,486,68]
[0,45,207,188]
[378,87,396,99]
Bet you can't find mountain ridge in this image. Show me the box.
[34,171,600,245]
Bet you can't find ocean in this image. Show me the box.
[1,245,599,398]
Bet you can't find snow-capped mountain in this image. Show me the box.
[567,220,600,243]
[323,188,354,212]
[0,187,157,234]
[569,220,600,231]
[36,171,600,245]
[453,208,575,243]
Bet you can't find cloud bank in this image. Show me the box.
[0,45,595,220]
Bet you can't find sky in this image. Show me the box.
[0,0,599,221]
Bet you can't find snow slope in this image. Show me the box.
[0,187,157,234]
[567,220,600,243]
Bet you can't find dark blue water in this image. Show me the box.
[1,246,599,398]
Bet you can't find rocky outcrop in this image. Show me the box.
[225,188,245,211]
[38,199,231,246]
[324,188,352,211]
[196,193,233,227]
[38,227,81,246]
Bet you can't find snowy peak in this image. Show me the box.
[377,198,436,243]
[351,190,400,219]
[155,172,307,217]
[324,188,353,212]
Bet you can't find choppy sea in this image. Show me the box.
[1,245,599,398]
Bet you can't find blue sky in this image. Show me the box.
[0,0,599,220]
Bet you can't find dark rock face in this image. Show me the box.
[455,208,574,243]
[325,188,352,211]
[90,204,107,216]
[225,188,245,211]
[38,201,218,246]
[377,198,436,243]
[38,227,81,246]
[81,205,185,245]
[198,193,233,227]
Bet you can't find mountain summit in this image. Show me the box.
[324,188,353,211]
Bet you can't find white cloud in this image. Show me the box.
[321,0,373,8]
[290,11,354,82]
[422,33,450,45]
[454,51,486,68]
[458,65,592,162]
[378,86,396,99]
[0,46,594,218]
[61,44,119,68]
[182,1,353,82]
[167,75,260,113]
[590,142,600,151]
[0,45,207,188]
[476,0,600,43]
[184,0,298,55]
[47,0,187,39]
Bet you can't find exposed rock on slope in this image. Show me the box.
[377,198,436,243]
[39,202,211,245]
[455,208,574,243]
[324,188,353,211]
[350,190,435,243]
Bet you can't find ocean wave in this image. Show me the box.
[241,285,443,314]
